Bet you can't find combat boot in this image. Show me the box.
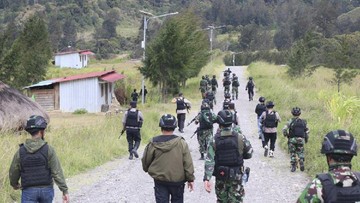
[200,153,204,160]
[129,153,133,160]
[300,159,305,171]
[269,150,274,158]
[264,145,269,157]
[291,164,296,172]
[132,141,140,158]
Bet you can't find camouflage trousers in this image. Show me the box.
[200,87,207,99]
[224,85,230,94]
[288,137,305,165]
[231,86,238,100]
[215,178,244,203]
[197,129,213,154]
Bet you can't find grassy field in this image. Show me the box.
[247,62,360,177]
[0,54,225,202]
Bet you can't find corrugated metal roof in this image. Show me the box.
[54,49,93,56]
[100,72,125,82]
[55,70,115,83]
[79,51,94,55]
[23,79,58,89]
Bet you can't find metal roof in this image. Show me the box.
[54,49,94,56]
[100,72,125,82]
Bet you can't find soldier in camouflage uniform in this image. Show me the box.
[282,107,309,172]
[194,103,217,160]
[297,130,360,203]
[200,76,208,99]
[204,110,253,203]
[231,74,240,100]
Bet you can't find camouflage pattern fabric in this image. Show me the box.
[231,86,238,100]
[289,137,305,165]
[215,178,244,203]
[224,85,230,94]
[197,129,213,154]
[297,166,357,203]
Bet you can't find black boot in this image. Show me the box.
[129,153,133,160]
[291,164,296,172]
[132,141,140,158]
[200,153,204,160]
[300,159,305,171]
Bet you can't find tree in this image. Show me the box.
[139,11,209,99]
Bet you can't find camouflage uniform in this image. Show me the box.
[282,117,309,166]
[200,79,208,99]
[204,127,253,203]
[195,110,217,154]
[297,165,359,203]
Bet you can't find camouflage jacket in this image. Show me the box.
[203,127,253,181]
[297,165,359,203]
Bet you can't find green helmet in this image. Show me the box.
[291,107,301,116]
[159,114,177,129]
[201,102,210,110]
[25,115,47,133]
[321,130,357,156]
[217,110,233,127]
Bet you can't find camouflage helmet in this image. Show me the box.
[266,101,275,108]
[259,96,266,102]
[25,115,47,133]
[224,92,231,99]
[321,130,357,156]
[249,76,253,80]
[202,76,205,79]
[291,107,301,116]
[217,110,233,127]
[159,114,177,129]
[201,102,210,110]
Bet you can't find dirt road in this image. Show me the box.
[54,66,310,203]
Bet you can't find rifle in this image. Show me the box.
[190,128,199,139]
[245,167,250,182]
[119,129,125,139]
[187,116,197,126]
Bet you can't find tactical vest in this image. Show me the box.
[255,104,266,118]
[211,78,217,86]
[199,111,213,130]
[125,109,140,128]
[176,98,186,110]
[317,172,360,203]
[290,118,306,138]
[223,78,231,86]
[264,111,277,128]
[206,92,214,101]
[214,132,243,167]
[19,144,52,188]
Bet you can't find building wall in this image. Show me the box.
[31,89,55,111]
[97,82,114,111]
[59,78,100,112]
[55,53,84,69]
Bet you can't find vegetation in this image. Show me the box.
[248,62,360,177]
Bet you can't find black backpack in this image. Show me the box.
[200,110,214,129]
[247,81,254,89]
[232,79,239,87]
[206,92,214,101]
[317,172,360,203]
[264,111,277,128]
[289,118,306,137]
[223,77,231,86]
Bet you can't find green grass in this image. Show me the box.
[248,62,360,177]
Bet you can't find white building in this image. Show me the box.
[54,50,94,69]
[25,70,125,113]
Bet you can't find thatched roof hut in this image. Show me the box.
[0,81,49,131]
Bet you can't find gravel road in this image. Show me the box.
[54,66,310,203]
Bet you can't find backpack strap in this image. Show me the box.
[316,173,334,198]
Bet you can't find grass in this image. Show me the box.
[247,62,360,177]
[0,53,225,202]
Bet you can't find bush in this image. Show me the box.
[73,108,88,114]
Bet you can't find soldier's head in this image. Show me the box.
[291,107,301,116]
[201,102,210,111]
[202,76,205,79]
[217,110,233,128]
[130,101,137,108]
[133,89,137,92]
[178,92,183,97]
[205,75,209,78]
[321,130,357,165]
[266,101,274,109]
[259,96,266,103]
[25,115,47,137]
[249,77,253,80]
[159,114,177,132]
[213,75,216,78]
[224,92,231,99]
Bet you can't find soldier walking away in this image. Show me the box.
[297,130,360,203]
[203,110,253,203]
[171,93,191,133]
[231,74,240,100]
[245,77,255,101]
[211,75,218,95]
[9,115,70,203]
[142,114,195,203]
[140,86,148,103]
[204,90,216,110]
[122,101,144,160]
[282,107,309,172]
[223,74,231,94]
[199,76,208,99]
[131,89,139,102]
[260,101,281,158]
[222,92,232,110]
[255,97,266,143]
[194,103,217,160]
[228,103,239,127]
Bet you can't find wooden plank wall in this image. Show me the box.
[32,89,55,111]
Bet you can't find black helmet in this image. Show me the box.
[291,107,301,116]
[25,115,47,133]
[249,77,253,80]
[217,110,233,126]
[202,76,205,79]
[321,130,357,156]
[266,101,274,108]
[224,92,231,99]
[130,101,137,108]
[213,75,216,78]
[201,102,210,110]
[159,114,177,129]
[259,96,265,102]
[233,73,236,76]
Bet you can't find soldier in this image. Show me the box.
[282,107,309,172]
[9,115,69,203]
[211,75,218,95]
[228,103,239,127]
[194,103,217,160]
[142,114,195,203]
[139,86,148,103]
[171,93,191,133]
[260,101,281,157]
[245,77,255,101]
[204,90,215,110]
[222,92,232,110]
[231,74,240,100]
[131,89,139,102]
[203,110,253,203]
[199,76,208,99]
[223,75,231,94]
[122,101,144,160]
[255,97,266,142]
[297,130,360,203]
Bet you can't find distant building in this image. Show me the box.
[24,70,125,113]
[54,50,94,69]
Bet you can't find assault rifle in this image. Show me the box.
[119,129,125,139]
[245,167,250,182]
[187,116,197,127]
[190,128,199,139]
